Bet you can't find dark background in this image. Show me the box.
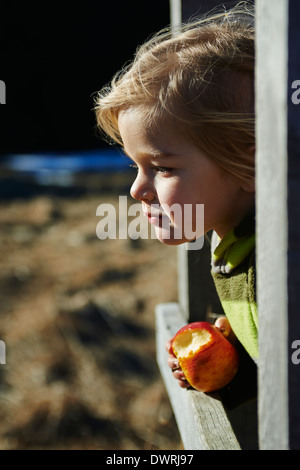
[0,1,170,156]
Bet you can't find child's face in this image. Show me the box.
[118,108,254,244]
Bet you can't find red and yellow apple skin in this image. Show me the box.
[171,321,239,393]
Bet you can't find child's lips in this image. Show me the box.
[143,208,168,225]
[144,212,162,224]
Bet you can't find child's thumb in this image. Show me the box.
[214,316,236,344]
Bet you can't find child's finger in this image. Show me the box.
[172,368,191,388]
[165,338,175,355]
[167,355,180,371]
[165,339,171,352]
[214,316,231,336]
[214,316,237,344]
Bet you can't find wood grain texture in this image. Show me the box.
[256,0,289,450]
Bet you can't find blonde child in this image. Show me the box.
[94,2,257,404]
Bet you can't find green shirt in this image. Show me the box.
[211,209,258,361]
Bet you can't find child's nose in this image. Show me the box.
[130,173,155,202]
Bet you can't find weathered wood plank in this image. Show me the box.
[0,80,5,105]
[169,0,182,33]
[255,0,289,450]
[155,302,241,450]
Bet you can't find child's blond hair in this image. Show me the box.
[94,2,255,184]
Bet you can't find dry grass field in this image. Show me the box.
[0,169,182,450]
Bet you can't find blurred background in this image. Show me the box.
[0,0,182,449]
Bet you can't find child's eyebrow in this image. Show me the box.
[122,148,174,160]
[150,151,174,159]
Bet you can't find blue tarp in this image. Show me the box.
[2,149,131,172]
[1,149,132,186]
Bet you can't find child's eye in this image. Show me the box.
[129,164,172,175]
[154,166,172,174]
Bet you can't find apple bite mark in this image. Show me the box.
[172,329,213,358]
[171,322,239,393]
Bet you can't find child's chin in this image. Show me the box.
[154,227,189,246]
[158,238,185,246]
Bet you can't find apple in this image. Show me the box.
[171,321,239,392]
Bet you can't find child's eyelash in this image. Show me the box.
[154,166,172,174]
[129,164,172,174]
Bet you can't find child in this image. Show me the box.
[94,2,257,402]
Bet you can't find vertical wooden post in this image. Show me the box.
[0,80,6,105]
[256,0,300,449]
[0,340,6,364]
[256,0,290,450]
[169,0,182,33]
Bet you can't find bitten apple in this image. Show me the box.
[171,321,239,392]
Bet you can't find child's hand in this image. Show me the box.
[166,316,236,389]
[165,338,191,389]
